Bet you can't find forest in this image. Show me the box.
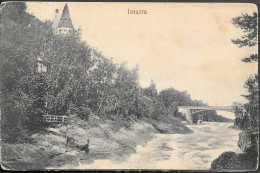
[1,2,230,145]
[210,11,258,171]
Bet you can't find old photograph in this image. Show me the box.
[0,1,258,171]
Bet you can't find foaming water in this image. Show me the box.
[62,122,241,170]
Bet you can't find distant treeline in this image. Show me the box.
[1,2,221,143]
[204,113,233,123]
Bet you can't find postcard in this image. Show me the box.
[0,1,258,171]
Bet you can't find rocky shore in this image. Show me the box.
[210,129,258,171]
[1,114,192,170]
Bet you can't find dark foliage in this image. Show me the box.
[232,12,258,63]
[211,11,259,171]
[231,12,258,132]
[0,2,222,143]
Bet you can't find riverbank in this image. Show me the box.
[210,128,258,171]
[1,114,192,170]
[60,122,241,169]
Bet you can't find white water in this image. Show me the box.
[68,121,241,170]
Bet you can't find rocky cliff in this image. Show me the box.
[210,129,258,171]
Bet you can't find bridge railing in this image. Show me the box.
[178,106,234,111]
[43,115,70,123]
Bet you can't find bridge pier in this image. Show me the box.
[178,108,193,124]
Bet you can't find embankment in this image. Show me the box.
[1,114,192,170]
[210,129,258,171]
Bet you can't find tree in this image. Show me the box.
[242,74,259,131]
[232,12,257,63]
[1,2,94,142]
[231,13,258,170]
[158,88,187,116]
[0,2,51,142]
[232,102,245,118]
[111,63,140,118]
[143,79,157,99]
[232,12,258,132]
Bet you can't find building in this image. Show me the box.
[52,3,82,36]
[37,3,82,73]
[37,56,47,73]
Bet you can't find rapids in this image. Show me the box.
[70,121,241,170]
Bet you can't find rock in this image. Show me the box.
[181,121,188,124]
[49,153,78,167]
[210,152,243,171]
[152,121,192,134]
[152,123,169,134]
[210,129,258,171]
[210,151,257,171]
[234,118,245,130]
[1,145,21,161]
[237,129,257,153]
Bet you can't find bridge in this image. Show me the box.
[42,115,70,123]
[178,106,236,124]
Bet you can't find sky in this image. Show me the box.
[26,2,258,106]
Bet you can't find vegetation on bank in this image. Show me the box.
[0,2,240,170]
[210,12,258,171]
[1,115,172,170]
[1,2,220,144]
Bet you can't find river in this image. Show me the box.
[68,120,241,170]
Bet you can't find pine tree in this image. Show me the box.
[232,12,258,132]
[232,12,257,63]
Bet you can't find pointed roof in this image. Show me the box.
[58,3,74,29]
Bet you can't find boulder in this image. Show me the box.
[210,151,257,171]
[181,121,188,124]
[210,152,243,171]
[1,145,21,161]
[210,129,258,172]
[237,130,257,153]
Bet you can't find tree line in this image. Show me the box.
[1,2,220,143]
[231,12,258,133]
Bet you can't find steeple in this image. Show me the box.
[58,3,74,30]
[52,3,82,37]
[53,3,75,35]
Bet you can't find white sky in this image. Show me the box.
[216,110,235,119]
[26,2,258,106]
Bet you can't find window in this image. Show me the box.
[37,61,47,73]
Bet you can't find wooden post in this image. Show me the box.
[65,117,70,149]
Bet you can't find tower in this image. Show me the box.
[52,3,82,37]
[78,26,82,38]
[52,9,59,34]
[54,3,74,35]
